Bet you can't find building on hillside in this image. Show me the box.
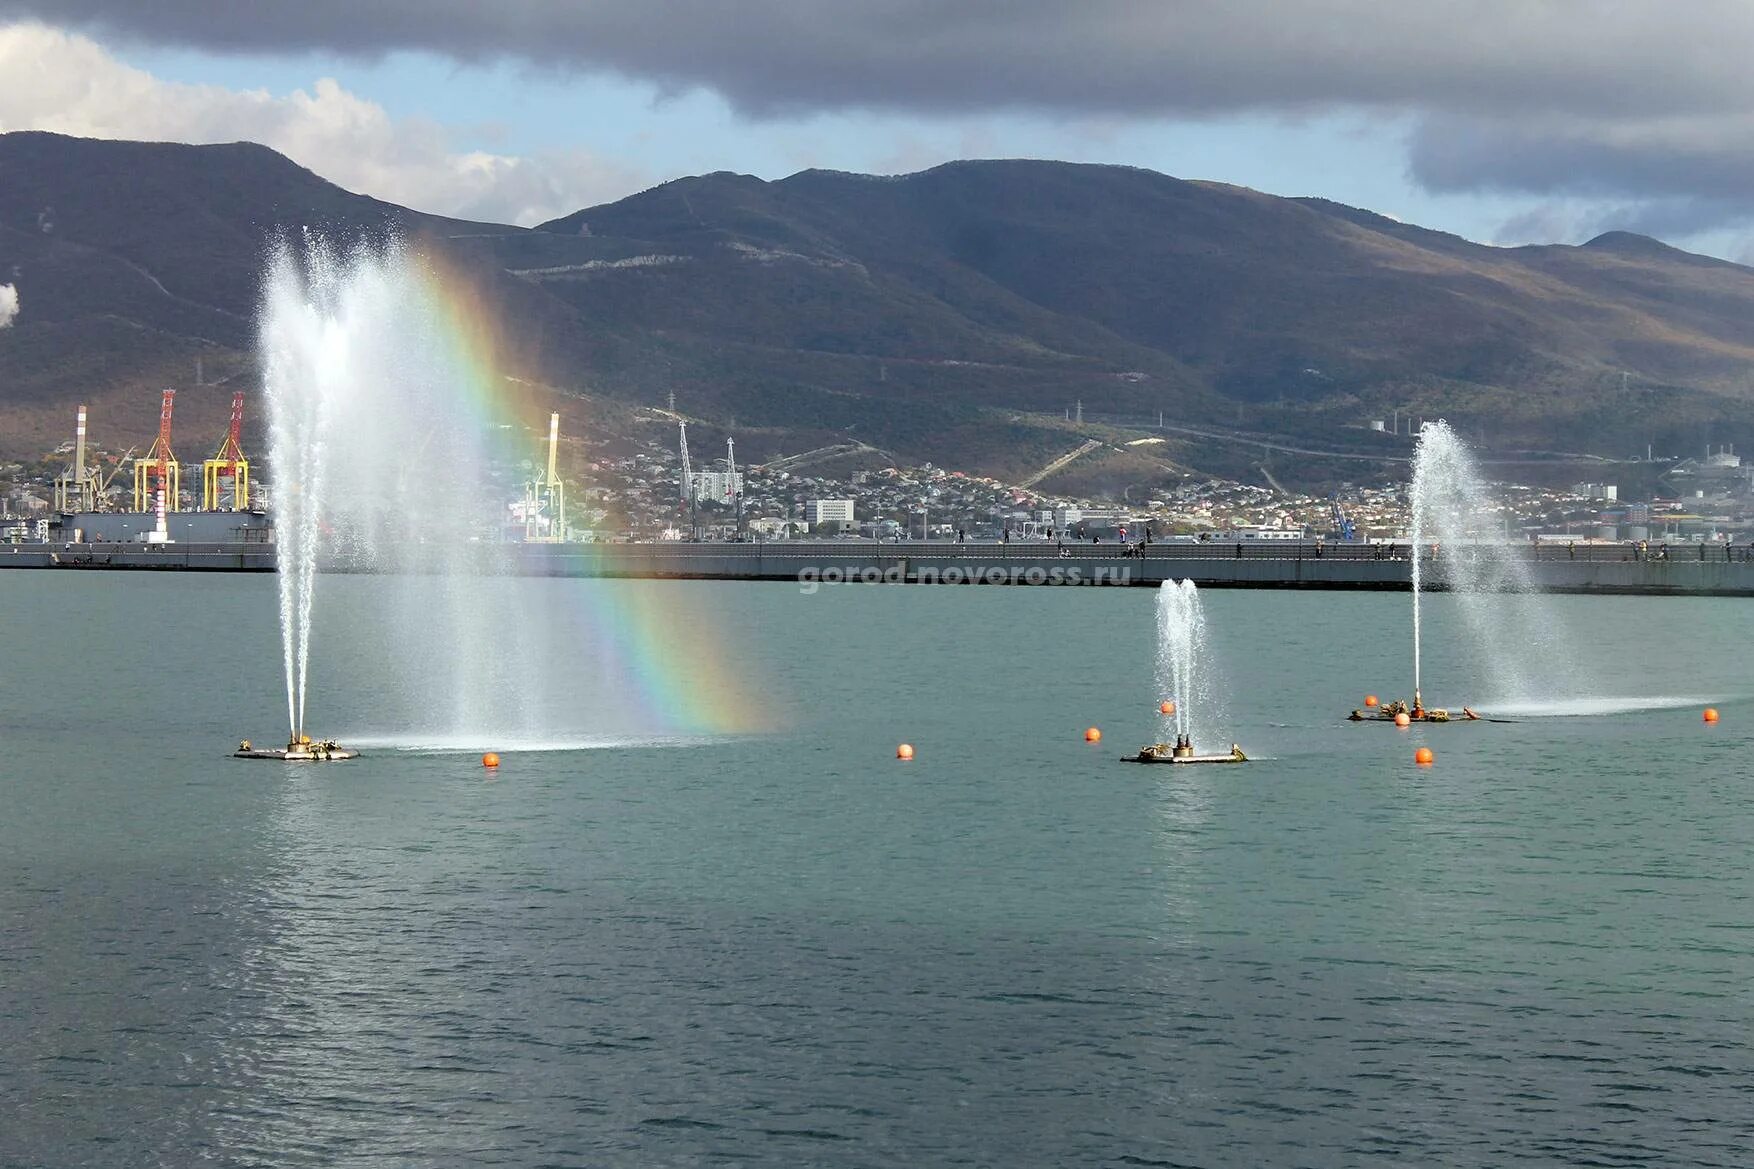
[690,471,744,502]
[808,499,854,526]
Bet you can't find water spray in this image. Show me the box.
[1128,579,1247,764]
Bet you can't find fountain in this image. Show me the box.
[236,234,541,758]
[1126,580,1247,764]
[233,236,363,760]
[1349,419,1573,724]
[226,233,770,757]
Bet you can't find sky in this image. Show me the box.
[2,2,1753,259]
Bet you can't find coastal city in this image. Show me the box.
[3,402,1751,548]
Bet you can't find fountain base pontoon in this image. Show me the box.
[234,736,358,761]
[1346,698,1485,724]
[1124,736,1248,764]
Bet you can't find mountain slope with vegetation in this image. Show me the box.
[5,132,1754,490]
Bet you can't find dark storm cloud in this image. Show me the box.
[14,0,1754,236]
[1493,198,1754,249]
[9,0,1754,120]
[1412,110,1754,235]
[1413,114,1754,203]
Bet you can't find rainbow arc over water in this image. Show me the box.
[263,233,773,743]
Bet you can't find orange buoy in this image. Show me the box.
[1364,695,1379,708]
[482,752,500,768]
[1159,701,1176,715]
[1414,746,1434,765]
[1085,727,1102,743]
[896,743,914,760]
[1394,712,1411,728]
[1704,708,1720,723]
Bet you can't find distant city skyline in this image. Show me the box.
[3,5,1753,260]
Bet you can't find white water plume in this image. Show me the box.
[261,234,544,742]
[1408,420,1576,706]
[1155,579,1219,747]
[0,282,18,328]
[262,244,341,737]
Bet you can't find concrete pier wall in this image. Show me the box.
[504,542,1754,596]
[4,539,1754,595]
[1,541,275,571]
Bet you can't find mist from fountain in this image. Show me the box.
[1407,420,1575,707]
[261,234,546,744]
[1155,579,1218,747]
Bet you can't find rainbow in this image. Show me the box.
[323,237,775,739]
[574,578,773,737]
[406,243,556,461]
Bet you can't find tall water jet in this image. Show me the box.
[261,252,335,741]
[1404,419,1574,710]
[1155,579,1207,743]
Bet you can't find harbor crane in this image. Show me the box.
[53,404,102,513]
[97,446,136,504]
[1330,494,1357,541]
[522,412,566,542]
[202,391,250,511]
[725,435,742,529]
[678,417,698,540]
[132,389,180,513]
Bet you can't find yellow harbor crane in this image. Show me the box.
[523,412,567,542]
[132,389,180,513]
[202,391,250,510]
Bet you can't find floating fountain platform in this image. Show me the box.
[1344,697,1495,724]
[234,736,358,761]
[1123,736,1248,764]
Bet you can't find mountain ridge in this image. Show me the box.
[3,132,1752,491]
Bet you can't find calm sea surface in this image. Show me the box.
[2,573,1752,1167]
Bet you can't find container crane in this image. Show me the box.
[132,390,180,514]
[202,391,250,511]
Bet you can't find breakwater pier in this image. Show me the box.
[5,539,1754,595]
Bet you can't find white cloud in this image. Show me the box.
[0,22,643,224]
[0,281,16,326]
